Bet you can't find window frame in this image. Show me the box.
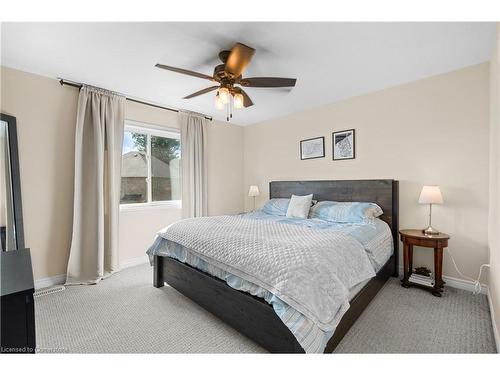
[120,120,181,211]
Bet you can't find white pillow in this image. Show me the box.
[286,194,313,219]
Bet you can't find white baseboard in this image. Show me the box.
[441,274,488,294]
[398,267,487,294]
[120,255,150,269]
[34,256,149,290]
[34,274,66,290]
[487,287,500,353]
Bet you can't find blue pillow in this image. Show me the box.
[262,198,290,216]
[309,201,383,223]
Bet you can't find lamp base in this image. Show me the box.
[422,226,440,236]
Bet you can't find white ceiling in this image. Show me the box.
[1,22,496,125]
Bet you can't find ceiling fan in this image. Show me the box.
[155,42,296,121]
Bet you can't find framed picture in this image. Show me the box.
[332,129,355,160]
[300,136,325,160]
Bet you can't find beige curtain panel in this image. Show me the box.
[66,86,125,285]
[179,112,208,218]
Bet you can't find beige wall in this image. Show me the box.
[489,24,500,346]
[244,63,490,283]
[0,66,244,279]
[1,67,78,279]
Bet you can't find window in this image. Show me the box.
[120,121,181,208]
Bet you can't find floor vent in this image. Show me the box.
[34,285,66,298]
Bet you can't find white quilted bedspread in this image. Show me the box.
[157,215,376,331]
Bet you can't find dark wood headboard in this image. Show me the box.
[269,179,399,275]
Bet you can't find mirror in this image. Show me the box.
[1,114,24,251]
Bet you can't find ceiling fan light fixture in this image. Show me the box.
[234,93,244,109]
[215,93,225,110]
[218,87,230,104]
[156,42,297,120]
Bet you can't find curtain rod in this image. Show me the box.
[58,78,213,121]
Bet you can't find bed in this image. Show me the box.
[149,179,399,353]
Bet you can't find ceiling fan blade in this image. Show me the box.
[155,63,216,81]
[234,87,253,107]
[239,77,297,88]
[225,43,256,77]
[183,86,219,99]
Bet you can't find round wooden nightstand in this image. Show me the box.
[399,229,450,297]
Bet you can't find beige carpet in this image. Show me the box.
[35,264,497,353]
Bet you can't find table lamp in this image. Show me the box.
[248,185,260,211]
[418,185,443,235]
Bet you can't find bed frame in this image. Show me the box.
[153,179,399,353]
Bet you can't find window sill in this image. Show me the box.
[120,201,181,212]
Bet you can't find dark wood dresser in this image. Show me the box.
[1,249,36,354]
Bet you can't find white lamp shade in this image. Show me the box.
[248,185,260,197]
[218,87,230,104]
[215,94,224,110]
[418,185,443,204]
[234,93,244,109]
